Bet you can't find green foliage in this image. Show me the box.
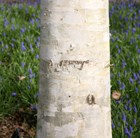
[0,2,140,138]
[0,3,40,116]
[110,2,140,138]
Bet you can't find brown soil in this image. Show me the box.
[0,108,37,138]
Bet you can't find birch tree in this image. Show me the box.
[37,0,112,138]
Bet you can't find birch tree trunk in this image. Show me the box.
[37,0,112,138]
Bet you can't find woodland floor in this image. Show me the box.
[0,108,37,138]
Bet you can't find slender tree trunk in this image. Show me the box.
[37,0,112,138]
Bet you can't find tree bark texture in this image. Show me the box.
[37,0,112,138]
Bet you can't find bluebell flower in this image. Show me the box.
[130,17,133,21]
[30,44,33,49]
[5,45,8,49]
[124,105,128,110]
[36,54,39,59]
[112,122,115,129]
[116,36,119,41]
[11,43,14,48]
[111,6,114,13]
[133,119,136,125]
[117,80,121,85]
[120,82,125,90]
[124,17,128,22]
[37,0,40,4]
[124,127,131,138]
[34,2,37,8]
[122,60,127,68]
[28,68,35,79]
[12,92,17,97]
[4,18,9,27]
[127,100,131,104]
[20,28,26,33]
[124,104,131,111]
[27,0,31,5]
[11,25,15,30]
[30,44,34,52]
[29,68,32,74]
[118,72,121,77]
[133,105,137,113]
[37,36,40,41]
[127,107,132,111]
[111,37,115,42]
[28,85,30,90]
[125,30,128,36]
[21,62,25,67]
[137,23,140,28]
[132,28,136,34]
[135,87,139,93]
[36,18,39,23]
[129,77,134,84]
[36,42,40,48]
[116,100,121,104]
[29,73,36,79]
[133,73,137,80]
[21,42,26,51]
[31,104,37,111]
[118,49,121,54]
[119,15,122,20]
[30,19,34,25]
[122,112,126,122]
[137,49,140,54]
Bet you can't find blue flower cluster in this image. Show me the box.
[110,1,140,138]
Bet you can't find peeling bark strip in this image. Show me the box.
[37,0,112,138]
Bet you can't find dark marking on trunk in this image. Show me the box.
[86,94,96,105]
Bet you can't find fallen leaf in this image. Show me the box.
[112,90,121,100]
[18,76,26,81]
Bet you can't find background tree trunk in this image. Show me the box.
[37,0,112,138]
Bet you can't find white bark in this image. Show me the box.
[37,0,112,138]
